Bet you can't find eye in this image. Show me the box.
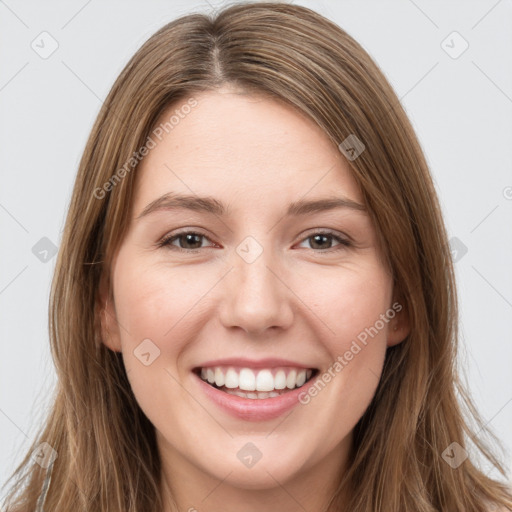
[157,229,351,253]
[296,231,351,251]
[158,231,215,252]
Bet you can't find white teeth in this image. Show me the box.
[255,369,274,392]
[224,368,239,389]
[286,370,297,389]
[198,366,315,393]
[238,368,256,391]
[226,389,246,398]
[274,370,286,389]
[224,389,283,399]
[296,370,306,387]
[214,367,225,387]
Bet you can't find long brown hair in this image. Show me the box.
[2,2,511,511]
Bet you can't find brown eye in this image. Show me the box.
[159,231,214,252]
[297,231,350,251]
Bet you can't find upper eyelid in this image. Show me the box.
[161,229,214,243]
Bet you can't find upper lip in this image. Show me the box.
[193,357,317,370]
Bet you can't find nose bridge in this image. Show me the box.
[219,235,293,334]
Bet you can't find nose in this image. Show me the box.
[218,246,294,336]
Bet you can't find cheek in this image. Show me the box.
[113,259,209,351]
[111,260,203,426]
[299,261,393,407]
[305,262,394,350]
[297,275,392,435]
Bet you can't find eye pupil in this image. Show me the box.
[310,234,331,249]
[181,233,202,249]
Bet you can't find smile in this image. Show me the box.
[192,359,320,421]
[195,366,317,399]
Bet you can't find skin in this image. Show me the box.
[100,87,410,512]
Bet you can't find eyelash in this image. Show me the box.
[156,229,351,253]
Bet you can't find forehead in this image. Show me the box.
[133,89,363,214]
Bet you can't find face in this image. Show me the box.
[100,88,409,499]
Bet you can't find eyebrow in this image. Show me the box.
[136,192,366,220]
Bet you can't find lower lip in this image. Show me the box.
[194,372,316,422]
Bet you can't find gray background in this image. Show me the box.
[1,0,511,492]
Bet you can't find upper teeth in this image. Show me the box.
[200,366,313,392]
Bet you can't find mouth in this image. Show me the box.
[192,365,319,400]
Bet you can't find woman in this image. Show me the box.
[2,2,511,511]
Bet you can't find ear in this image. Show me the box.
[97,271,122,352]
[386,293,411,348]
